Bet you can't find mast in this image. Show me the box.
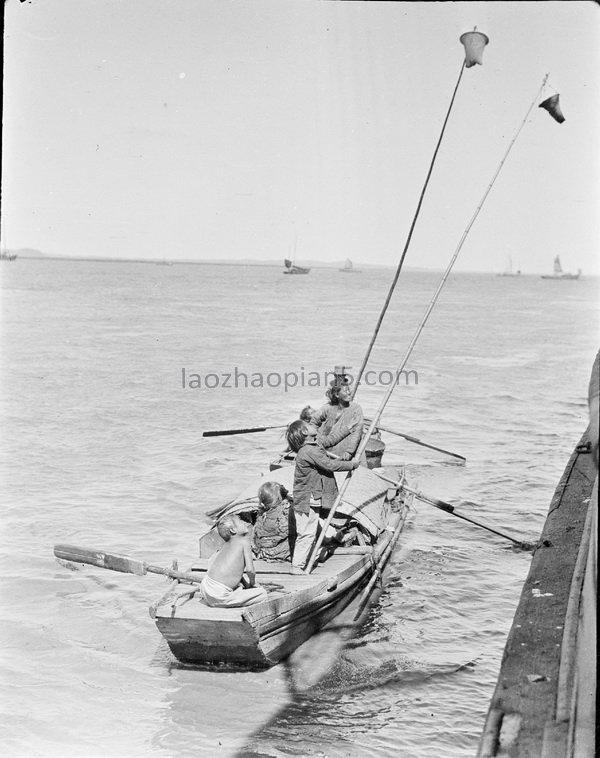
[306,69,552,574]
[350,30,491,398]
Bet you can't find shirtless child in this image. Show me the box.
[199,514,268,608]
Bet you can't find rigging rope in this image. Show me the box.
[307,74,550,573]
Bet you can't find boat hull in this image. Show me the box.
[153,486,409,667]
[541,274,580,280]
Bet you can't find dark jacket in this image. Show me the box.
[293,441,355,515]
[252,500,293,561]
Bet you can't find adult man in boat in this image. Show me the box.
[285,419,359,572]
[312,367,365,462]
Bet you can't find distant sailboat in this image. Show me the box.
[541,255,581,280]
[0,227,17,260]
[497,257,521,277]
[283,235,310,275]
[339,258,361,273]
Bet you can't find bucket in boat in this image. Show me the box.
[365,437,386,469]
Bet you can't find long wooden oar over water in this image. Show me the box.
[367,421,466,463]
[374,473,535,551]
[54,544,205,584]
[202,425,287,438]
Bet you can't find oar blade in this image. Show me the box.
[54,544,147,576]
[203,428,264,437]
[203,424,288,438]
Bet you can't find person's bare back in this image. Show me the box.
[209,515,257,589]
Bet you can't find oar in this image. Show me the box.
[202,425,287,438]
[365,419,465,462]
[374,473,536,551]
[54,544,205,584]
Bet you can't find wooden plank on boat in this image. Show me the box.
[190,558,298,575]
[155,615,266,666]
[242,579,331,626]
[156,603,244,621]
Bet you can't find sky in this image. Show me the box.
[2,0,600,274]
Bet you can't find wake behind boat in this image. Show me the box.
[541,255,581,280]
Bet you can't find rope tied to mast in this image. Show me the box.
[306,73,550,574]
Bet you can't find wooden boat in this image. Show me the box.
[339,258,361,273]
[283,257,310,275]
[541,255,581,280]
[496,256,521,277]
[283,235,310,274]
[151,462,412,667]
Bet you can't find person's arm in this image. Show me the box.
[309,446,359,473]
[292,454,311,515]
[242,538,258,587]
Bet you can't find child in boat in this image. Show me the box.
[252,482,295,562]
[286,418,359,571]
[299,405,316,422]
[199,514,268,607]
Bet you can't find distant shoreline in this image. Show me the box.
[5,254,408,271]
[5,252,595,276]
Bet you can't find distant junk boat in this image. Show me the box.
[0,250,17,261]
[339,258,361,273]
[283,258,310,275]
[541,255,581,280]
[497,256,521,277]
[283,234,310,275]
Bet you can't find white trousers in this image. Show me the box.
[292,503,321,569]
[199,574,267,607]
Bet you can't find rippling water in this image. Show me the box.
[0,259,598,757]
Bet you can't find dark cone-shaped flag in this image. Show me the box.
[539,94,566,123]
[459,30,489,68]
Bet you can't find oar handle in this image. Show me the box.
[375,473,454,512]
